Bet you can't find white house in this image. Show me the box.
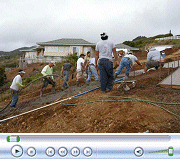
[20,46,44,64]
[21,38,96,64]
[37,38,96,61]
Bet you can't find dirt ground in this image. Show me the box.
[0,66,180,133]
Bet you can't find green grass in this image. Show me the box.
[23,73,43,85]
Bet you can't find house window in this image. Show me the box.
[59,47,64,52]
[47,46,58,52]
[66,47,70,52]
[73,47,80,56]
[45,46,48,52]
[84,47,91,54]
[54,47,58,52]
[30,52,35,59]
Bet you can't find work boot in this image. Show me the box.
[65,83,69,88]
[61,86,65,91]
[40,88,44,97]
[114,74,118,80]
[86,81,90,86]
[76,81,80,87]
[125,73,129,80]
[52,87,56,94]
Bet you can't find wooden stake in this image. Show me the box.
[171,64,173,88]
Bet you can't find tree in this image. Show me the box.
[64,53,78,66]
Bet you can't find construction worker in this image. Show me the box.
[40,62,56,97]
[61,60,73,90]
[95,32,119,93]
[115,52,142,79]
[85,51,91,77]
[86,52,99,85]
[10,70,26,108]
[144,47,165,73]
[76,54,86,87]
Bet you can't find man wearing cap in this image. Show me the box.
[95,32,119,93]
[76,53,86,86]
[10,70,26,108]
[40,62,56,96]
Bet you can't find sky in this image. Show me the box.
[0,0,180,51]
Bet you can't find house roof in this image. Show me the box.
[20,46,44,52]
[37,38,96,46]
[115,43,139,51]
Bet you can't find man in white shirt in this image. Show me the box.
[115,52,142,79]
[10,70,25,107]
[76,54,86,86]
[144,48,164,72]
[40,62,55,97]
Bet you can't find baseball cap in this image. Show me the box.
[19,70,26,74]
[80,53,86,57]
[100,32,108,37]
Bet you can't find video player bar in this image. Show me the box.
[0,134,179,158]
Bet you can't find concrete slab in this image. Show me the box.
[158,67,180,89]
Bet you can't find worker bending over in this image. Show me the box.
[115,52,142,79]
[144,47,165,73]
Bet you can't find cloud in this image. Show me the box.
[0,0,180,51]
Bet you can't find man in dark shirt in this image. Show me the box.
[61,60,73,90]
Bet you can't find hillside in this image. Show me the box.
[0,46,35,57]
[0,53,180,132]
[123,33,180,49]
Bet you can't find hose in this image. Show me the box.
[60,96,180,118]
[0,101,12,113]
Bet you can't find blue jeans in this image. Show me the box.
[115,57,131,75]
[62,70,70,88]
[10,89,19,107]
[98,58,114,92]
[86,65,99,82]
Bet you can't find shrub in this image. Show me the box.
[0,67,7,86]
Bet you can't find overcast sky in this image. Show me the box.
[0,0,179,51]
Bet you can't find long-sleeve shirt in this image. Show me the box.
[10,75,23,91]
[41,65,54,79]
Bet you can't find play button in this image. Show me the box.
[134,147,144,157]
[11,145,23,157]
